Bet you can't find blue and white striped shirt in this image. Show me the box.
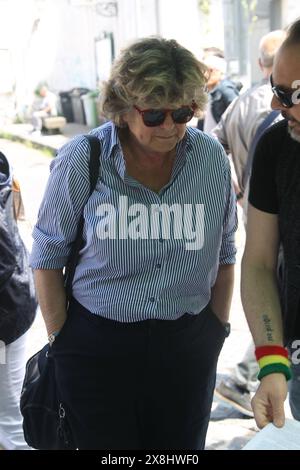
[30,122,237,322]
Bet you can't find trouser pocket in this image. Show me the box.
[206,304,231,338]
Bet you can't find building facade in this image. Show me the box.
[0,0,299,123]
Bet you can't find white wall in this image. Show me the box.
[1,0,228,120]
[33,0,116,92]
[158,0,201,56]
[115,0,158,52]
[285,0,300,25]
[0,0,117,103]
[116,0,224,59]
[0,0,42,114]
[46,1,95,91]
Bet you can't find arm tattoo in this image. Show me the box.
[262,314,274,342]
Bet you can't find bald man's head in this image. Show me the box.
[276,18,300,64]
[273,19,300,83]
[281,18,300,48]
[259,30,287,69]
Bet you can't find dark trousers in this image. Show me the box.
[51,299,228,450]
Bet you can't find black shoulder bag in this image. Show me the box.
[20,135,101,450]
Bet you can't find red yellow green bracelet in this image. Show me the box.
[255,345,292,381]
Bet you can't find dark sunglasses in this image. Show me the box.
[270,74,294,108]
[134,104,196,127]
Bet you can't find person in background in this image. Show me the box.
[212,29,287,418]
[30,36,237,450]
[31,85,58,133]
[199,54,240,134]
[0,152,37,450]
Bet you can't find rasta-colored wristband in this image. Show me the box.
[258,354,290,369]
[258,363,292,381]
[255,345,288,360]
[255,345,291,381]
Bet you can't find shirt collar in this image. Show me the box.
[102,121,123,160]
[109,122,192,184]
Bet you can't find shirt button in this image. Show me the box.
[149,297,156,303]
[159,238,164,243]
[155,263,161,269]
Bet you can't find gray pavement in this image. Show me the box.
[0,122,91,155]
[1,131,291,450]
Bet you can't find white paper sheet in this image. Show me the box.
[243,419,300,450]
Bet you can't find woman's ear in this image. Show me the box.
[121,106,138,128]
[122,112,129,125]
[121,109,133,126]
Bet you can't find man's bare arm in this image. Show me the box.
[241,204,282,345]
[241,204,287,429]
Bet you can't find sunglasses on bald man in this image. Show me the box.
[270,74,298,108]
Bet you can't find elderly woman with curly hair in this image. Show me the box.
[30,37,237,450]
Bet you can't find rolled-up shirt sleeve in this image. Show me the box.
[30,136,91,269]
[219,158,238,265]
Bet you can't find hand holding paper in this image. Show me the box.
[252,374,288,428]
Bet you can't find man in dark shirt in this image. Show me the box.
[213,30,286,419]
[241,18,300,429]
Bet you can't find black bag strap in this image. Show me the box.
[242,110,280,191]
[64,135,101,303]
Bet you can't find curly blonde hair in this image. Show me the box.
[100,37,208,126]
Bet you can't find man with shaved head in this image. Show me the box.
[213,29,286,205]
[241,18,300,429]
[213,29,286,418]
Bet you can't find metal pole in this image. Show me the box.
[155,0,161,35]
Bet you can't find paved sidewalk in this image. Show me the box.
[0,122,91,154]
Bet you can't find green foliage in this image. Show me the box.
[241,0,258,23]
[13,115,25,124]
[198,0,211,16]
